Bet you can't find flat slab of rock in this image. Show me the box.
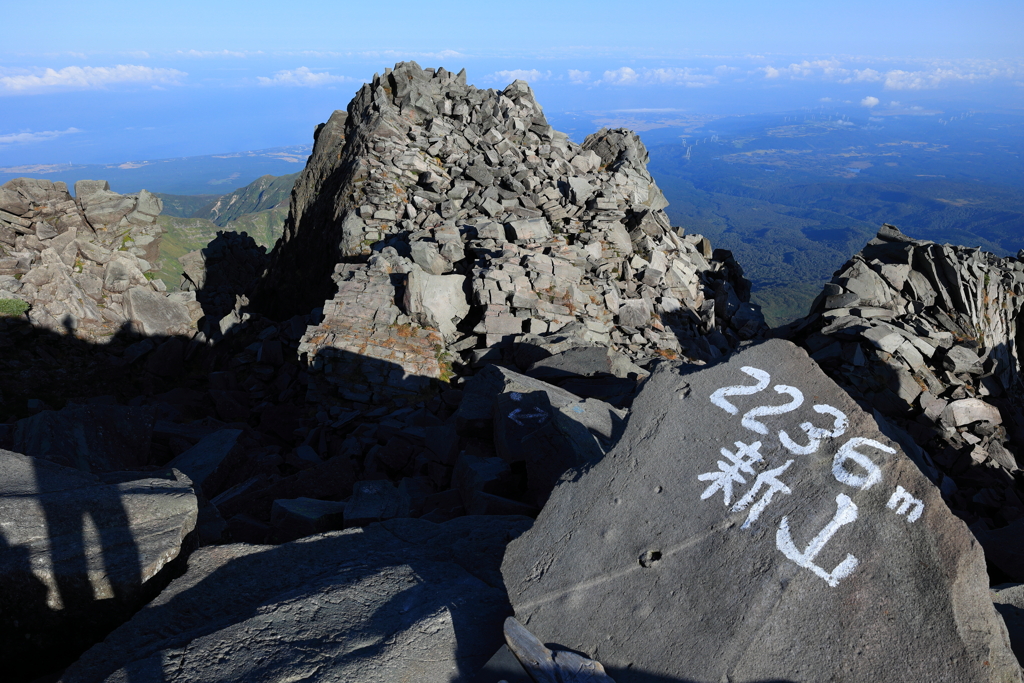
[502,339,1020,683]
[59,516,532,683]
[0,450,197,680]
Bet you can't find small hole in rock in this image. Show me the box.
[639,550,662,568]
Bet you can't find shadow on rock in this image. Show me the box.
[58,516,531,683]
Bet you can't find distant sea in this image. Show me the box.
[0,145,311,196]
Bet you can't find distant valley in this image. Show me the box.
[634,109,1024,324]
[152,172,298,289]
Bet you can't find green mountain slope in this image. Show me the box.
[154,215,222,289]
[154,193,221,218]
[153,173,296,291]
[193,172,299,226]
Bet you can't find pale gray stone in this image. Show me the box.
[403,266,469,339]
[942,398,1002,427]
[124,286,192,335]
[505,218,552,242]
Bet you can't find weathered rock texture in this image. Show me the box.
[0,178,201,339]
[58,515,530,683]
[0,449,197,681]
[784,225,1024,579]
[254,61,764,409]
[503,339,1021,682]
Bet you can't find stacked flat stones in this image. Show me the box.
[0,178,201,338]
[787,224,1024,549]
[257,61,765,409]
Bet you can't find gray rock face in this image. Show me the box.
[0,177,200,340]
[785,224,1024,551]
[59,516,531,683]
[502,339,1020,683]
[0,449,197,681]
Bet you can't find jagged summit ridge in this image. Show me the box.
[255,61,764,404]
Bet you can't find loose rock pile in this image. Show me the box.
[257,60,766,403]
[783,224,1024,580]
[0,178,200,339]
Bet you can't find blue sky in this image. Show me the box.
[2,0,1022,166]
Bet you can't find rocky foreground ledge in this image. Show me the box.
[0,62,1021,682]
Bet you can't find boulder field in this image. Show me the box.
[0,62,1020,681]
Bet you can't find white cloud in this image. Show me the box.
[713,65,738,76]
[0,127,81,146]
[489,69,550,83]
[757,56,1023,91]
[568,69,590,84]
[880,68,989,90]
[598,66,715,87]
[0,65,186,93]
[760,59,846,80]
[256,67,354,87]
[843,68,882,83]
[643,68,716,87]
[602,67,638,85]
[861,96,880,108]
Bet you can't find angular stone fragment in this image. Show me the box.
[456,365,623,447]
[942,397,1002,427]
[403,266,469,338]
[123,286,192,335]
[59,517,531,683]
[0,450,197,681]
[505,217,552,242]
[503,339,1020,683]
[410,239,450,274]
[493,389,604,506]
[616,299,650,327]
[942,345,984,374]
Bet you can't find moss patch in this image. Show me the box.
[0,299,29,317]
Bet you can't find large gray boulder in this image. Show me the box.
[403,265,469,339]
[0,450,197,682]
[59,516,532,683]
[124,285,193,335]
[502,339,1020,682]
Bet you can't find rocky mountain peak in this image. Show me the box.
[254,61,764,409]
